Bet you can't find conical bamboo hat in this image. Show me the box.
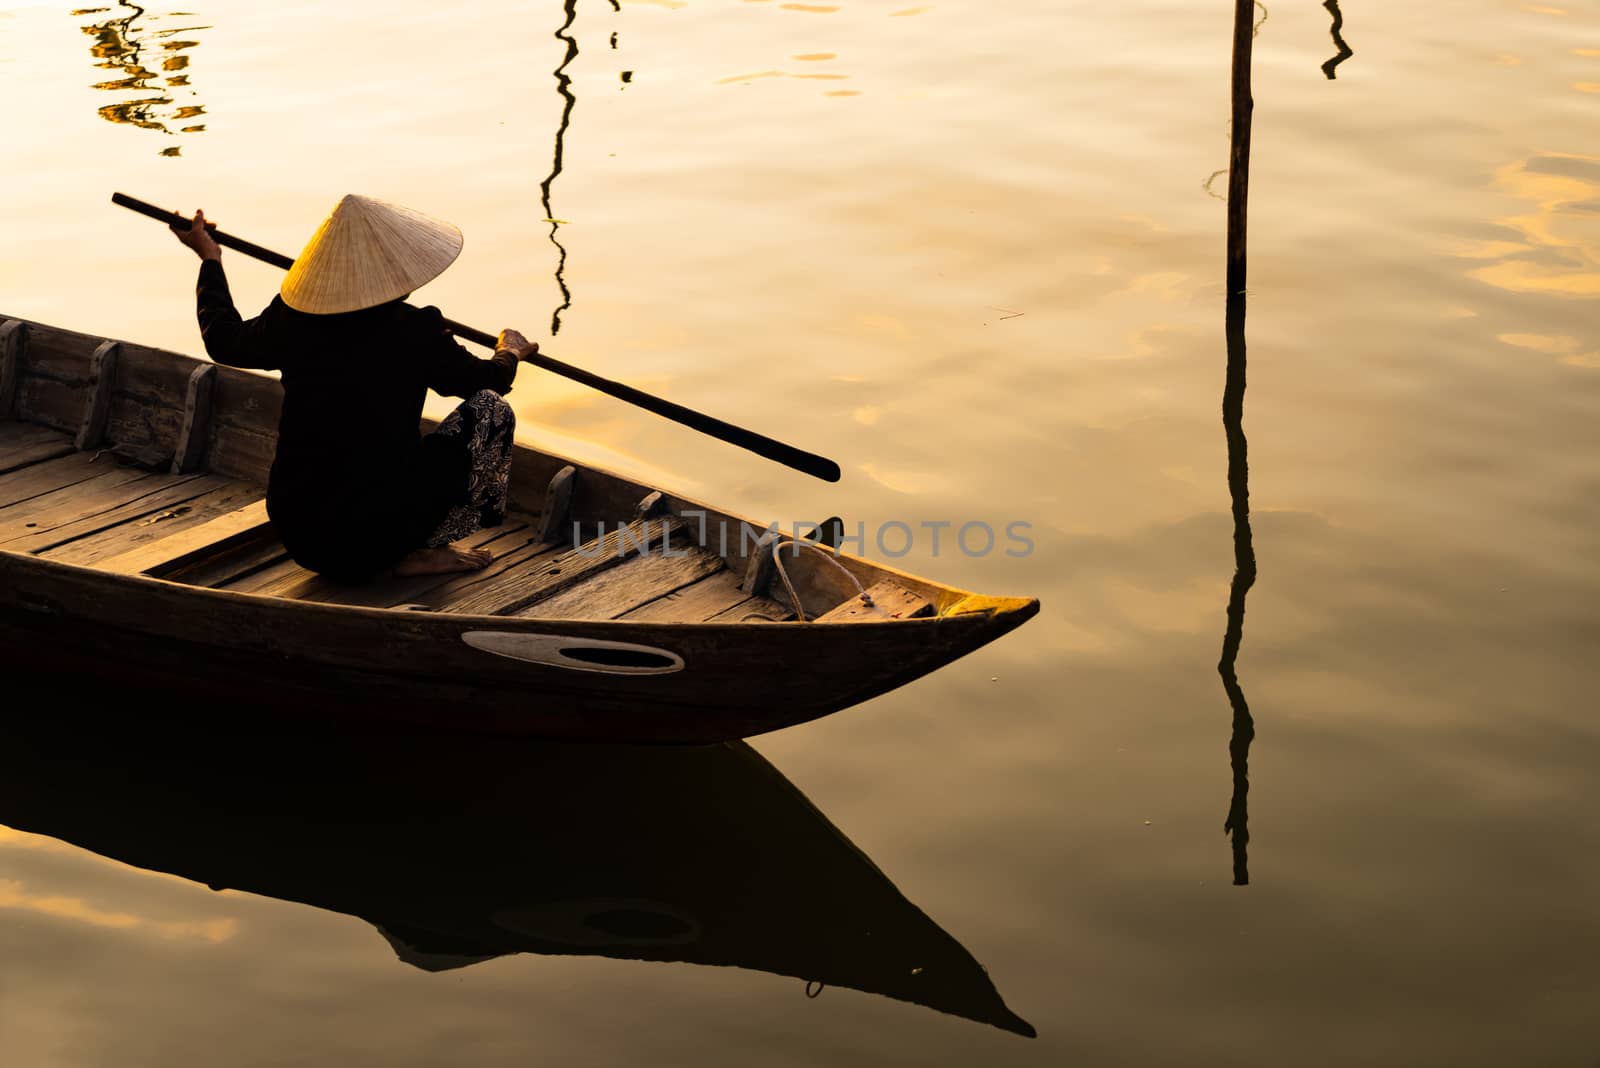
[280,194,463,314]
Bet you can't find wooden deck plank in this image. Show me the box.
[0,423,75,476]
[25,474,229,553]
[97,499,272,576]
[3,473,225,554]
[42,479,261,567]
[221,553,307,595]
[617,569,754,623]
[161,532,287,589]
[246,521,529,606]
[706,595,794,623]
[0,466,176,542]
[813,580,935,623]
[211,508,547,604]
[402,532,569,613]
[439,517,679,617]
[0,451,119,510]
[344,510,549,609]
[518,543,724,621]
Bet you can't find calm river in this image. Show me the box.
[3,0,1598,1064]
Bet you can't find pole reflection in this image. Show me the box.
[77,1,210,155]
[1221,0,1258,887]
[541,0,579,336]
[1220,293,1257,887]
[1321,0,1354,80]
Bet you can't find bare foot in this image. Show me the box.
[394,544,494,577]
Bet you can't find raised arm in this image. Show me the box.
[173,209,284,371]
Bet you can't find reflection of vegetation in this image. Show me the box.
[78,2,210,155]
[1321,0,1354,80]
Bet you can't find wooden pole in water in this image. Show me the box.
[110,192,843,483]
[1226,0,1254,296]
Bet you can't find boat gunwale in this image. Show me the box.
[0,541,1036,633]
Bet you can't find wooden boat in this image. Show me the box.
[0,314,1038,742]
[0,695,1036,1037]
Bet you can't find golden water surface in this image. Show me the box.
[2,0,1599,1064]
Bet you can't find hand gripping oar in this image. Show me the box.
[112,192,842,483]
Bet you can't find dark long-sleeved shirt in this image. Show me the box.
[196,257,518,576]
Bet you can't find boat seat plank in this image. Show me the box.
[441,517,680,617]
[517,542,725,621]
[43,479,262,567]
[245,521,530,606]
[5,473,228,555]
[814,580,936,623]
[0,422,76,476]
[618,569,756,623]
[0,450,121,510]
[97,499,272,576]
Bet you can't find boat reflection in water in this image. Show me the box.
[0,683,1034,1038]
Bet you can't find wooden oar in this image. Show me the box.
[111,192,843,483]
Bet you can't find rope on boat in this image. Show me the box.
[805,980,825,999]
[771,539,877,623]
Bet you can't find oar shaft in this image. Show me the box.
[111,192,295,270]
[112,192,841,482]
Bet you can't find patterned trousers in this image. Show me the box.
[423,389,516,547]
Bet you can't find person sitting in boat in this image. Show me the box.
[171,195,540,580]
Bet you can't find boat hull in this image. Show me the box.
[0,550,1037,742]
[0,311,1039,742]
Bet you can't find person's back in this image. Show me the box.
[172,195,538,580]
[267,298,438,486]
